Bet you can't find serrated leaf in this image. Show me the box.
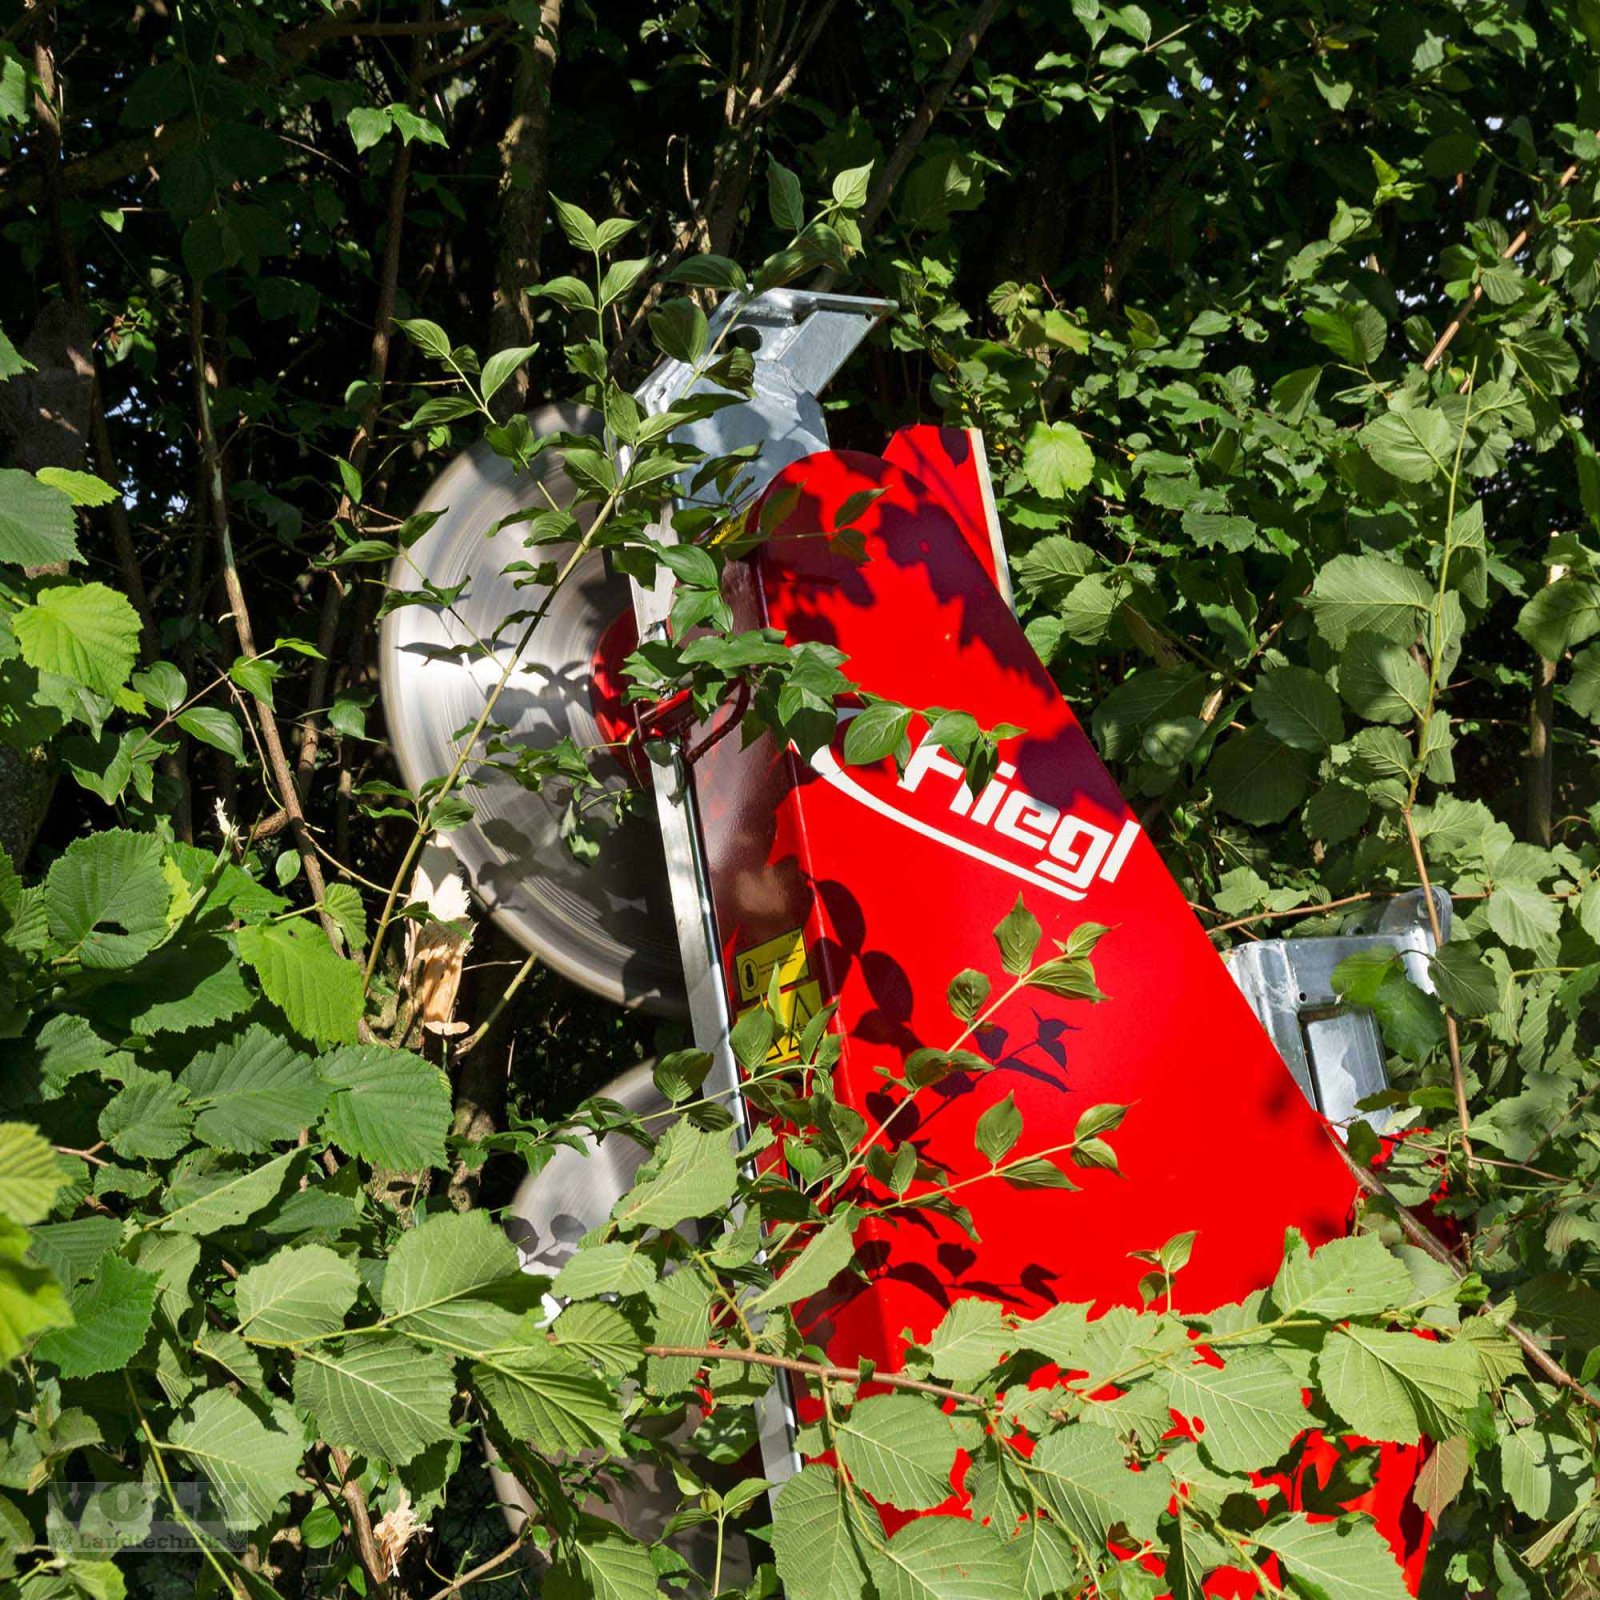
[379,1208,535,1344]
[1169,1349,1309,1472]
[1253,666,1344,752]
[547,1519,665,1600]
[1339,632,1429,724]
[1022,421,1093,498]
[45,829,169,969]
[1317,1326,1483,1442]
[748,1214,855,1312]
[770,1466,871,1600]
[179,1025,326,1153]
[645,1265,713,1396]
[236,1243,358,1343]
[553,1301,642,1376]
[98,1069,193,1159]
[611,1121,736,1230]
[0,1122,65,1222]
[1305,555,1433,649]
[0,1215,71,1361]
[551,1243,656,1301]
[1517,578,1600,659]
[169,1388,304,1532]
[160,1151,296,1235]
[294,1335,455,1464]
[14,581,139,696]
[928,1298,1012,1385]
[236,920,363,1044]
[0,469,80,566]
[867,1515,1021,1600]
[1027,1423,1167,1546]
[319,1045,450,1170]
[473,1337,622,1455]
[1486,879,1560,951]
[836,1394,958,1509]
[27,1217,121,1285]
[1209,727,1313,825]
[1271,1233,1412,1319]
[35,1255,157,1377]
[1359,407,1456,482]
[1254,1513,1409,1600]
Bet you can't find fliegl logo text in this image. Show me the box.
[808,726,1140,903]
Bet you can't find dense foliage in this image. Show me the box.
[2,2,1600,1598]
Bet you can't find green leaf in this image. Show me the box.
[866,1515,1021,1600]
[1253,666,1344,752]
[993,895,1042,975]
[927,1298,1012,1385]
[1270,1233,1412,1319]
[179,1024,327,1152]
[667,253,747,291]
[649,299,709,364]
[130,661,185,712]
[550,1242,655,1301]
[1317,1326,1483,1442]
[0,1122,65,1222]
[1027,1423,1168,1546]
[379,1208,535,1343]
[1486,880,1561,951]
[547,1519,660,1600]
[45,829,169,969]
[1305,555,1432,649]
[1169,1349,1309,1472]
[346,105,392,152]
[98,1069,193,1159]
[0,1215,71,1362]
[1429,943,1498,1016]
[0,469,80,566]
[843,701,912,765]
[319,1045,450,1170]
[748,1214,856,1312]
[160,1151,296,1235]
[831,161,874,210]
[27,1217,121,1285]
[975,1094,1022,1164]
[1359,408,1456,482]
[767,160,806,233]
[611,1121,736,1230]
[1303,302,1386,365]
[1022,421,1093,498]
[33,467,118,505]
[1209,727,1313,825]
[1339,633,1429,724]
[175,706,246,762]
[294,1335,455,1465]
[395,317,453,360]
[554,1300,643,1376]
[14,581,140,696]
[651,1049,712,1103]
[168,1389,304,1532]
[1517,578,1600,659]
[472,1338,622,1455]
[550,195,600,251]
[34,1255,157,1377]
[836,1394,958,1509]
[770,1466,871,1600]
[644,1265,713,1395]
[480,343,539,404]
[321,882,366,952]
[236,1244,358,1343]
[1254,1513,1409,1600]
[236,920,363,1044]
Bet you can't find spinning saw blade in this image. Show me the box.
[378,403,686,1013]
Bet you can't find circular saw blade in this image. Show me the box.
[378,404,686,1014]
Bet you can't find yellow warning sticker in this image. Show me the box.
[735,927,810,1002]
[736,981,824,1066]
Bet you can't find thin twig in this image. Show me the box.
[641,1344,986,1407]
[189,297,342,949]
[422,1533,527,1600]
[1205,891,1375,937]
[457,948,538,1055]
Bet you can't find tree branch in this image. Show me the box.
[328,1444,390,1593]
[189,296,342,950]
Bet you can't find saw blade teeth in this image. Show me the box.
[378,404,687,1014]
